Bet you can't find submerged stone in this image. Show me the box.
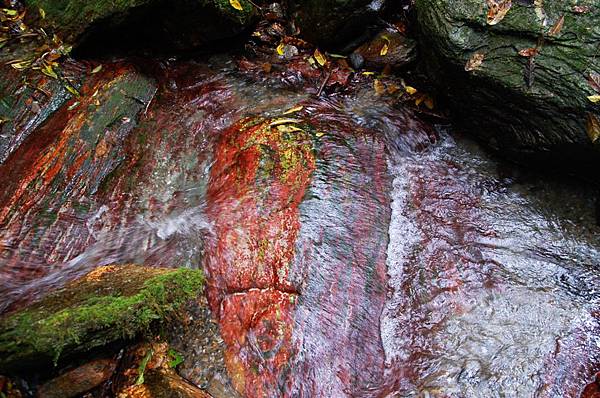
[0,265,204,373]
[415,0,600,171]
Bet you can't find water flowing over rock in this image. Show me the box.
[415,0,600,171]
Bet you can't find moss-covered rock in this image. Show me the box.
[0,265,204,373]
[415,0,600,170]
[22,0,257,49]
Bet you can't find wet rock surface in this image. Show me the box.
[36,358,116,398]
[415,0,600,170]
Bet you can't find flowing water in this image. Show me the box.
[1,56,600,397]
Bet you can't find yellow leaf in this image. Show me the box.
[587,95,600,103]
[277,124,303,133]
[374,79,386,95]
[404,85,417,95]
[380,43,389,56]
[91,65,103,74]
[41,64,58,79]
[362,71,375,76]
[314,49,327,66]
[229,0,243,11]
[64,83,80,97]
[39,7,45,19]
[269,118,302,127]
[276,43,285,56]
[315,131,325,138]
[283,105,303,115]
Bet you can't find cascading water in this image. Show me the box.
[1,56,599,397]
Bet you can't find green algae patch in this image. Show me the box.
[0,265,204,373]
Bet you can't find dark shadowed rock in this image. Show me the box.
[354,29,417,70]
[291,0,385,49]
[415,0,600,171]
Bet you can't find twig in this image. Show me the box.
[316,69,332,97]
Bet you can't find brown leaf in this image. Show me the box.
[487,0,512,25]
[572,5,590,14]
[548,15,564,36]
[465,52,485,71]
[373,79,386,95]
[586,113,600,143]
[588,72,600,93]
[518,47,538,57]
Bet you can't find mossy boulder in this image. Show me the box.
[415,0,600,170]
[0,265,204,373]
[291,0,384,49]
[22,0,258,50]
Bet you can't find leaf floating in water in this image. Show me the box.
[41,63,58,79]
[229,0,243,11]
[548,15,564,36]
[588,95,600,103]
[282,105,303,115]
[314,49,327,66]
[91,65,103,74]
[64,83,80,97]
[465,52,485,71]
[586,113,600,143]
[277,124,303,133]
[486,0,512,25]
[315,131,325,138]
[269,118,302,127]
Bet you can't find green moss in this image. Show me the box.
[0,265,204,373]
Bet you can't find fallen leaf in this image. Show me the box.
[314,49,327,66]
[548,15,564,36]
[315,131,325,138]
[588,95,600,103]
[362,71,375,76]
[465,52,485,71]
[283,105,303,115]
[404,85,417,95]
[38,7,45,19]
[380,42,389,56]
[229,0,243,11]
[374,79,386,95]
[487,0,512,25]
[276,43,285,56]
[269,118,302,127]
[518,47,538,57]
[573,5,590,14]
[588,72,600,93]
[64,83,80,97]
[586,113,600,143]
[277,124,303,133]
[91,65,103,74]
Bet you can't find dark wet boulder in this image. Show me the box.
[0,265,204,373]
[22,0,258,51]
[291,0,385,49]
[415,0,600,170]
[353,29,417,70]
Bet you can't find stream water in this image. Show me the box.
[1,56,599,397]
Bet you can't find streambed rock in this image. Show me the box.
[0,265,204,373]
[415,0,600,169]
